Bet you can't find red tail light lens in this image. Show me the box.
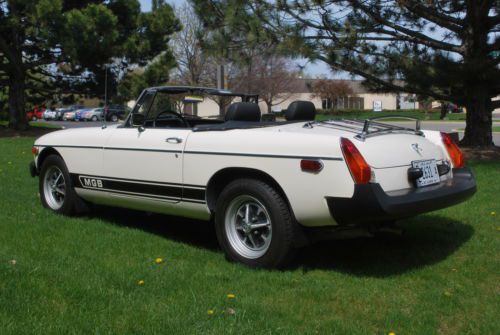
[340,138,371,184]
[441,132,465,168]
[31,147,39,156]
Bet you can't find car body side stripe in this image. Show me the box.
[70,174,206,202]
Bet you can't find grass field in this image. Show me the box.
[0,120,62,129]
[0,137,499,334]
[315,110,466,121]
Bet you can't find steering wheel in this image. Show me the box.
[153,110,188,128]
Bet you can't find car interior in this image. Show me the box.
[127,86,317,131]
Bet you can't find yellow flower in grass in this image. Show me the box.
[227,294,236,299]
[491,211,496,216]
[207,309,215,316]
[155,257,163,264]
[137,280,145,286]
[388,332,396,335]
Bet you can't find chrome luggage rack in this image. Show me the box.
[310,115,423,141]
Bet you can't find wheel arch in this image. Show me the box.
[36,147,62,173]
[206,167,293,215]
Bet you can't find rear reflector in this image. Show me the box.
[441,132,465,168]
[340,138,371,184]
[31,147,39,156]
[301,159,323,172]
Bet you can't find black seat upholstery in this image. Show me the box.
[285,101,316,121]
[225,102,261,122]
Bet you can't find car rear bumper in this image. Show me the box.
[326,167,476,225]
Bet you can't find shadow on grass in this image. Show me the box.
[87,208,473,277]
[294,215,474,277]
[89,206,219,251]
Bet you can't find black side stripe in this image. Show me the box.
[71,174,206,203]
[38,145,343,161]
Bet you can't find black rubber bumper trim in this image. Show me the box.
[29,161,37,177]
[327,167,477,225]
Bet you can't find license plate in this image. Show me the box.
[412,159,440,187]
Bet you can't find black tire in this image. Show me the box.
[215,179,297,268]
[39,155,86,215]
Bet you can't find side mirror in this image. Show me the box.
[131,113,145,127]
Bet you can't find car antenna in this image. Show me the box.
[102,105,107,129]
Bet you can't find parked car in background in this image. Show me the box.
[43,109,58,120]
[75,108,92,121]
[57,105,85,120]
[26,106,45,121]
[81,108,104,121]
[104,105,129,122]
[62,111,77,121]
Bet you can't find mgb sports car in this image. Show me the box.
[30,86,476,268]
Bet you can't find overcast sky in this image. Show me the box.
[138,0,333,78]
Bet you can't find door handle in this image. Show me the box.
[166,137,183,144]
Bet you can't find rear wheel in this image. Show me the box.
[215,179,296,268]
[91,115,98,121]
[39,155,84,215]
[110,114,118,122]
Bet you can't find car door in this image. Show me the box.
[102,90,191,203]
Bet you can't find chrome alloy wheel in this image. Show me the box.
[225,195,272,259]
[43,166,66,210]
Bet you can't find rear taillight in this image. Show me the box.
[340,138,371,184]
[441,132,465,168]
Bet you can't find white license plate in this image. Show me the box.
[412,159,440,187]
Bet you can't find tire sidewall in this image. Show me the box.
[39,155,76,215]
[215,179,295,268]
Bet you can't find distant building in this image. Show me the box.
[190,79,419,117]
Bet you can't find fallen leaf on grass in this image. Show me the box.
[227,294,236,299]
[137,280,145,286]
[491,211,496,216]
[154,257,164,264]
[444,291,452,297]
[9,259,16,265]
[225,308,236,316]
[207,309,215,316]
[388,332,396,335]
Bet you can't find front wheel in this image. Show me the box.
[39,155,84,215]
[215,179,297,268]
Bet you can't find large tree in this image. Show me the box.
[0,0,180,130]
[231,54,297,113]
[193,0,500,147]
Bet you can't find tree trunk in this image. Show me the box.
[266,101,272,113]
[8,72,28,131]
[461,88,493,147]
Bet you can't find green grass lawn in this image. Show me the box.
[316,110,466,121]
[0,120,62,129]
[1,138,499,334]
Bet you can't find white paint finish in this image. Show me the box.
[33,120,453,228]
[102,127,190,188]
[354,133,445,169]
[75,188,210,220]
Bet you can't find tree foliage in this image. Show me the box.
[193,0,500,146]
[311,80,355,110]
[0,0,180,130]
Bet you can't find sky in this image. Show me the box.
[138,0,333,78]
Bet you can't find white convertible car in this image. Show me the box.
[30,86,476,268]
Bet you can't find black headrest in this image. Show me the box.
[225,102,261,122]
[285,101,316,121]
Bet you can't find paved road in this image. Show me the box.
[38,119,500,145]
